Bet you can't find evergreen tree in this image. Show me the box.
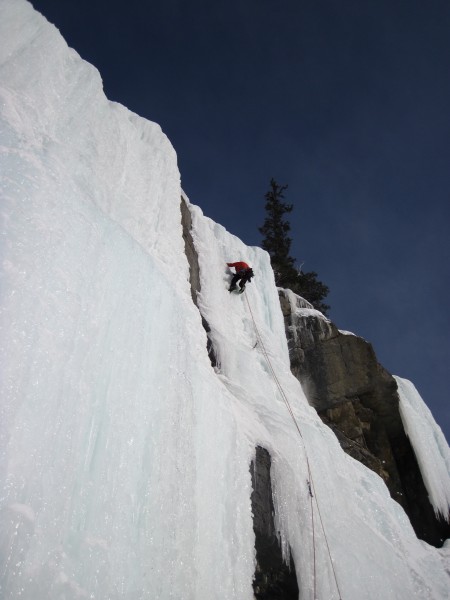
[296,270,330,315]
[259,178,330,315]
[259,179,296,286]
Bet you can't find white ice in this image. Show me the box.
[396,376,450,521]
[1,1,449,599]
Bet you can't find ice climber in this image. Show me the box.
[227,261,254,292]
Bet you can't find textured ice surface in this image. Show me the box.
[1,1,449,599]
[396,376,450,520]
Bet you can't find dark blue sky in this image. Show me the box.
[30,0,450,441]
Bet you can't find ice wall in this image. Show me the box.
[396,376,450,520]
[1,2,253,598]
[187,202,450,599]
[1,1,449,599]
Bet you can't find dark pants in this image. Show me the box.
[230,271,248,291]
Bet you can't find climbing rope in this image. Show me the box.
[243,290,343,600]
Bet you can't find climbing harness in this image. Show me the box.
[243,290,343,600]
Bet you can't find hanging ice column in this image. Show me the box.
[396,376,450,521]
[0,1,450,599]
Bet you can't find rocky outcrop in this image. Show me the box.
[250,446,299,600]
[279,288,450,547]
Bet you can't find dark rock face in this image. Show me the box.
[279,289,450,547]
[250,446,299,600]
[180,197,217,367]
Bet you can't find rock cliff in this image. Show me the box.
[279,288,450,547]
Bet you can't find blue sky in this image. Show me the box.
[30,0,450,441]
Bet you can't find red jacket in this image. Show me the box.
[227,261,250,272]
